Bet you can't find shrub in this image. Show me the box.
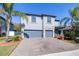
[74,30,79,43]
[70,31,75,40]
[64,30,71,40]
[64,30,75,40]
[12,36,21,41]
[74,39,79,43]
[1,32,6,37]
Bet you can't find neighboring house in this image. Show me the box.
[0,16,14,36]
[21,13,59,38]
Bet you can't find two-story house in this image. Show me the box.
[21,13,59,38]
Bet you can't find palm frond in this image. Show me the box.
[60,17,71,27]
[0,16,5,24]
[3,3,13,14]
[0,9,5,14]
[11,11,28,22]
[70,7,79,21]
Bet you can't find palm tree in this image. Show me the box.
[69,7,79,40]
[60,17,71,35]
[0,3,27,41]
[60,17,71,27]
[69,7,79,26]
[69,7,79,30]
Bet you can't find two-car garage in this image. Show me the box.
[24,30,53,38]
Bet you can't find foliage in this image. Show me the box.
[15,32,21,36]
[60,17,71,27]
[0,38,6,42]
[68,7,79,42]
[64,30,75,40]
[70,31,75,40]
[0,3,28,41]
[1,32,6,37]
[11,35,21,41]
[13,23,21,32]
[64,30,70,37]
[0,17,4,25]
[70,7,79,21]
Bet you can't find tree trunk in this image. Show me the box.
[6,18,10,41]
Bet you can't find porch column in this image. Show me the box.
[52,26,55,38]
[61,30,64,35]
[42,16,45,38]
[21,17,24,39]
[21,28,24,38]
[43,27,45,38]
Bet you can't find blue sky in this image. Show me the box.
[2,3,79,23]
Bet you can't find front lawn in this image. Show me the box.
[0,37,6,42]
[0,42,18,56]
[0,36,21,56]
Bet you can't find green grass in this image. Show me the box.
[0,43,18,56]
[0,37,13,42]
[0,37,20,56]
[0,38,6,42]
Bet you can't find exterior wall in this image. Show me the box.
[21,15,56,30]
[22,16,42,30]
[21,15,58,38]
[43,16,55,30]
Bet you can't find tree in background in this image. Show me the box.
[69,7,79,41]
[13,23,21,32]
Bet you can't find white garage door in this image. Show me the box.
[24,30,43,38]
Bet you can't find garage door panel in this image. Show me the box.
[24,30,43,38]
[46,30,53,37]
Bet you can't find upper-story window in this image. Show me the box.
[47,16,51,23]
[31,16,36,23]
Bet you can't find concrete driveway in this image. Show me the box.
[10,38,79,56]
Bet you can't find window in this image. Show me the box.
[47,16,51,23]
[31,16,36,23]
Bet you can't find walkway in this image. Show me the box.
[10,38,79,56]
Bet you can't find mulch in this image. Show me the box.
[0,36,22,46]
[0,41,20,46]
